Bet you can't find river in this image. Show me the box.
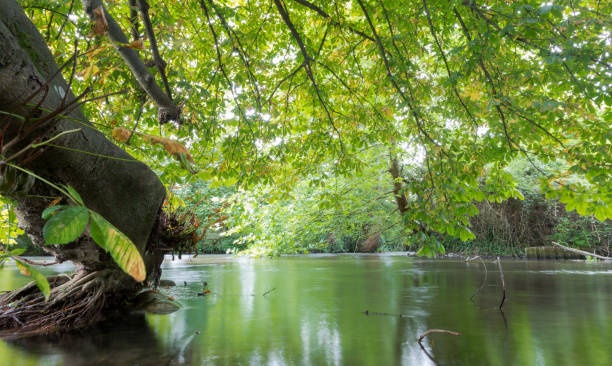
[1,254,611,365]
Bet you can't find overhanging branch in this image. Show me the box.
[273,0,344,153]
[81,0,179,124]
[136,0,173,101]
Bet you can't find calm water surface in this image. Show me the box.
[1,254,611,365]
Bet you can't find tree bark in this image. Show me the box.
[0,0,166,335]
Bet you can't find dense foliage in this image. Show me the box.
[2,0,611,258]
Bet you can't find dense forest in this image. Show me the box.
[0,0,610,339]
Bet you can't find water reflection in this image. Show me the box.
[1,255,611,365]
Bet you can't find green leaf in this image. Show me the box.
[459,226,475,242]
[43,206,89,244]
[8,248,25,257]
[14,258,50,301]
[177,153,198,174]
[417,245,433,258]
[0,248,25,260]
[62,185,84,205]
[593,205,608,222]
[41,205,68,219]
[89,211,146,282]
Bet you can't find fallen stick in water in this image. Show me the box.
[467,256,487,304]
[551,241,611,261]
[262,288,276,297]
[418,329,461,344]
[497,256,506,310]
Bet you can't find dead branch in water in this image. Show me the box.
[466,256,487,304]
[497,257,506,310]
[362,310,410,318]
[552,241,611,261]
[417,328,461,365]
[418,329,461,344]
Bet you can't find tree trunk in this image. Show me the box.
[0,0,166,336]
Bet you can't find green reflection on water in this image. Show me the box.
[1,255,611,365]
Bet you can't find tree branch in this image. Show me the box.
[199,0,255,142]
[128,0,140,40]
[454,7,513,152]
[208,0,262,110]
[418,329,461,343]
[356,0,441,152]
[422,0,478,127]
[136,0,172,101]
[273,0,344,154]
[80,0,179,124]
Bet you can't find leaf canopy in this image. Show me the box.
[22,0,611,225]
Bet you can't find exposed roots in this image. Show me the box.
[0,269,135,339]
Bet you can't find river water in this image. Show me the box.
[1,254,611,365]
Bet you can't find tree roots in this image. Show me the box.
[0,269,134,339]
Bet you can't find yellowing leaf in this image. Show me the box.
[462,84,483,101]
[49,196,63,207]
[14,259,51,301]
[124,39,145,50]
[142,134,194,162]
[112,127,132,143]
[86,45,110,59]
[89,211,146,282]
[15,260,31,276]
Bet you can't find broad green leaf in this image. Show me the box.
[459,227,472,242]
[14,258,50,301]
[42,206,89,244]
[89,211,146,282]
[593,205,608,222]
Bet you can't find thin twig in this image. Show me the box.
[422,0,478,127]
[127,98,146,145]
[209,0,262,109]
[356,0,445,155]
[273,0,344,154]
[459,10,513,151]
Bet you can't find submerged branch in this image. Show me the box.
[497,257,506,310]
[466,256,487,304]
[418,329,461,343]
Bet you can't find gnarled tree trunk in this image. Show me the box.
[0,0,166,337]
